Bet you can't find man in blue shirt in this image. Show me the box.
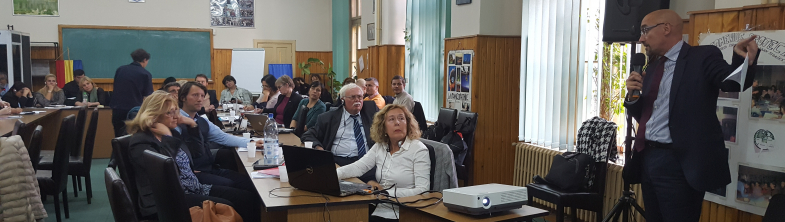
[111,49,154,137]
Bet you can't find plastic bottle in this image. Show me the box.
[263,113,280,164]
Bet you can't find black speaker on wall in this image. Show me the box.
[603,0,670,42]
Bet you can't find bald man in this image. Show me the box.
[624,10,759,222]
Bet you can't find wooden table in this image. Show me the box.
[397,193,549,222]
[7,107,116,159]
[236,133,378,221]
[0,108,59,137]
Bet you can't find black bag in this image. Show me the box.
[542,152,595,192]
[622,150,644,184]
[440,131,468,165]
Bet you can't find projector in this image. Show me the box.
[443,183,528,215]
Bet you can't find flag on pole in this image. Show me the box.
[55,60,82,88]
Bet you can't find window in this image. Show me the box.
[351,0,362,78]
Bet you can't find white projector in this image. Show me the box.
[443,183,528,215]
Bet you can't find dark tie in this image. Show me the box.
[350,115,367,157]
[633,56,667,152]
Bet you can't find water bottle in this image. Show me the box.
[263,113,281,165]
[82,92,88,106]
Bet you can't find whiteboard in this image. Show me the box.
[230,49,266,94]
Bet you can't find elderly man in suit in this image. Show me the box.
[302,83,379,182]
[624,9,760,222]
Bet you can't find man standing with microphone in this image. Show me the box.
[625,9,759,222]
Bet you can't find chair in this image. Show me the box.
[72,106,88,157]
[36,114,75,222]
[435,108,457,141]
[412,102,428,135]
[105,167,140,222]
[112,135,143,218]
[424,143,436,190]
[294,105,309,137]
[67,107,100,203]
[11,119,24,136]
[39,106,90,199]
[143,150,192,222]
[382,95,395,105]
[455,111,478,186]
[764,194,785,222]
[525,133,615,222]
[28,125,43,172]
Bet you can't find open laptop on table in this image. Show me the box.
[247,114,294,135]
[282,145,371,197]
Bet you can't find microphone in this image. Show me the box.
[630,53,647,99]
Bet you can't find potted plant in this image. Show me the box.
[297,58,342,100]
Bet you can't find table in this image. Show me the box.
[236,133,378,221]
[397,193,549,222]
[0,108,59,137]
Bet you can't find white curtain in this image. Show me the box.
[520,0,591,151]
[405,0,448,121]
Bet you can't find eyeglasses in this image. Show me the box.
[343,95,364,101]
[641,23,666,36]
[386,116,407,124]
[164,110,178,117]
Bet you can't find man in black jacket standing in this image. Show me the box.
[624,9,759,222]
[111,48,154,137]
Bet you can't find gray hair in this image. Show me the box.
[339,83,362,98]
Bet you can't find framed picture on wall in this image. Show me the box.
[367,23,375,41]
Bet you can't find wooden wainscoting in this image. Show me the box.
[295,51,334,79]
[356,45,405,97]
[688,3,785,46]
[444,35,521,185]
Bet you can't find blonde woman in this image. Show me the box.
[75,76,106,107]
[125,92,260,221]
[336,104,430,221]
[33,74,65,107]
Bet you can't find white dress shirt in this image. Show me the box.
[336,138,431,219]
[331,108,367,157]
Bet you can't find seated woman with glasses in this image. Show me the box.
[290,81,327,130]
[255,75,303,126]
[126,92,260,221]
[74,76,106,107]
[33,74,65,107]
[336,104,430,222]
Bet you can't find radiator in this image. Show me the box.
[513,143,645,221]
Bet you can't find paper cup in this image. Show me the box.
[243,133,251,139]
[222,104,228,110]
[229,110,236,120]
[279,166,289,182]
[304,142,313,148]
[247,142,257,158]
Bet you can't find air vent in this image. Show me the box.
[501,190,526,203]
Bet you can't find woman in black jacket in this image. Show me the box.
[74,77,106,106]
[125,92,259,221]
[256,75,303,126]
[1,82,35,108]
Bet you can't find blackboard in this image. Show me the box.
[60,25,212,79]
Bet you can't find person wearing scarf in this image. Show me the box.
[75,76,106,107]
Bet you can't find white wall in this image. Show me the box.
[362,0,375,49]
[716,0,763,10]
[1,0,333,51]
[382,0,406,45]
[479,0,522,36]
[451,0,482,37]
[671,0,716,18]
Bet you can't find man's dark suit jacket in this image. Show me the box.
[625,42,759,192]
[301,101,379,152]
[262,92,304,127]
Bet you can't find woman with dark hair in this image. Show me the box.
[293,77,309,96]
[255,74,280,109]
[1,82,35,108]
[290,81,327,130]
[257,75,303,126]
[160,77,177,90]
[343,77,356,86]
[309,75,334,104]
[219,75,252,108]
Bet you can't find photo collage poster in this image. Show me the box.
[210,0,255,27]
[446,50,473,112]
[701,30,785,215]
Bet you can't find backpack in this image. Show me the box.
[540,152,595,192]
[440,130,468,165]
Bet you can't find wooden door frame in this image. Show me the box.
[253,39,297,75]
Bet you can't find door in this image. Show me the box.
[253,40,296,76]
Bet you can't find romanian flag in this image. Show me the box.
[55,60,83,88]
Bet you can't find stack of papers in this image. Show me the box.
[252,169,280,179]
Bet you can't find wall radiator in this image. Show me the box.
[513,142,645,221]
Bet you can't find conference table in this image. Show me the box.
[235,132,549,221]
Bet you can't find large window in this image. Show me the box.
[351,0,362,78]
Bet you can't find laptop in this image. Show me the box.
[245,113,270,135]
[281,145,371,197]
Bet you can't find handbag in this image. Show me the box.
[542,152,595,192]
[189,200,243,222]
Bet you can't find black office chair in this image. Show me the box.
[36,114,75,222]
[294,105,309,137]
[72,106,88,157]
[455,111,477,186]
[382,96,395,105]
[764,194,785,222]
[105,167,140,222]
[67,107,99,203]
[435,108,457,141]
[412,102,428,135]
[28,125,43,172]
[112,135,143,219]
[40,106,89,198]
[143,150,192,222]
[11,119,25,136]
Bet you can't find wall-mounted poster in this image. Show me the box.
[211,0,254,27]
[735,163,785,209]
[749,66,785,120]
[446,50,473,111]
[13,0,58,16]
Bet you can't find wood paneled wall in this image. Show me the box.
[295,51,334,79]
[444,35,521,185]
[31,46,58,60]
[356,45,405,97]
[688,3,785,46]
[687,4,782,221]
